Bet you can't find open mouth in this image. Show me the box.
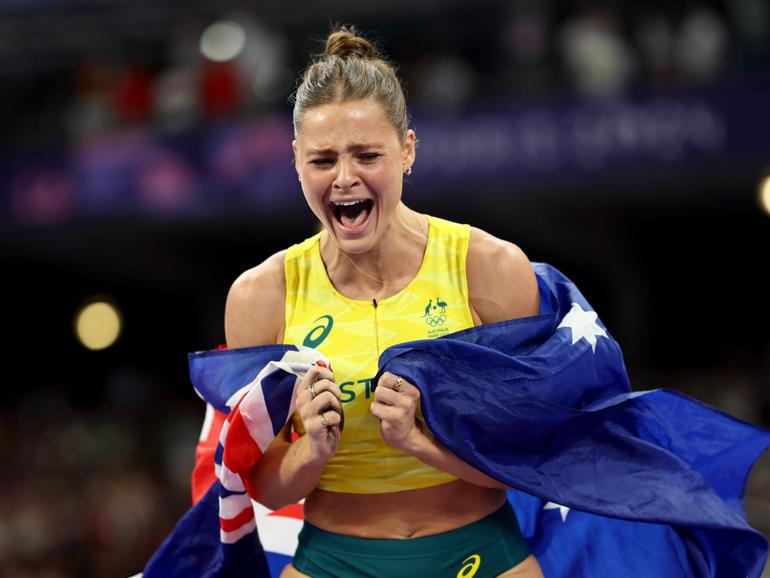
[331,199,374,229]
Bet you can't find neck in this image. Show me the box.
[320,204,428,301]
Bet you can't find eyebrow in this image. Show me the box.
[306,143,383,156]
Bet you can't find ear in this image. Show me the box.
[292,140,300,177]
[402,129,416,169]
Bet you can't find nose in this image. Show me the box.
[332,157,359,190]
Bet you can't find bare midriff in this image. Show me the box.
[304,479,507,538]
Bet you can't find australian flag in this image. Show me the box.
[142,263,770,578]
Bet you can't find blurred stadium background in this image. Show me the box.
[1,1,769,576]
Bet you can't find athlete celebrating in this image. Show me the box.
[222,26,544,578]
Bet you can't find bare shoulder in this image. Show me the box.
[225,250,287,348]
[466,227,539,325]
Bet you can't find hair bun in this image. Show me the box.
[324,26,379,60]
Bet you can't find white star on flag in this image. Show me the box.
[557,302,608,352]
[543,501,571,522]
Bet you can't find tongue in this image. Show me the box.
[339,203,370,227]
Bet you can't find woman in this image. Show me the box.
[223,26,544,578]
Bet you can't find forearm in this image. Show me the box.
[245,436,326,510]
[403,426,509,490]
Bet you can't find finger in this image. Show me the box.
[375,379,418,406]
[374,385,402,406]
[319,410,342,429]
[308,379,342,401]
[379,372,414,395]
[307,408,341,434]
[303,391,345,432]
[378,371,400,390]
[301,366,335,391]
[300,371,337,403]
[370,400,399,421]
[312,390,344,416]
[320,411,342,447]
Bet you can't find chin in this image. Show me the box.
[333,234,377,255]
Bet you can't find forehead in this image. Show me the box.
[298,99,400,149]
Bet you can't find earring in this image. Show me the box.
[403,166,412,176]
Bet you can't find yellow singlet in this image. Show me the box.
[283,215,476,494]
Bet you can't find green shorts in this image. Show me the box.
[292,501,529,578]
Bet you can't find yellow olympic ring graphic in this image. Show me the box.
[456,554,481,577]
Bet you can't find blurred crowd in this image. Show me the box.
[0,378,202,578]
[4,1,766,146]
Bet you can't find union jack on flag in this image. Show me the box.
[144,347,329,578]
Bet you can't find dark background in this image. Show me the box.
[1,1,769,576]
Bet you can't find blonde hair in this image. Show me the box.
[292,26,409,140]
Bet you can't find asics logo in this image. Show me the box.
[303,315,334,348]
[457,554,481,577]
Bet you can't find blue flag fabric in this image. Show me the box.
[143,262,770,577]
[377,263,770,577]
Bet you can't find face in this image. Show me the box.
[293,99,415,254]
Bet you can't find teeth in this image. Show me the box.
[333,200,367,206]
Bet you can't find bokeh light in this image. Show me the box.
[74,299,123,351]
[199,21,246,62]
[759,175,770,216]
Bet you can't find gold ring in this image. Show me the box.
[393,377,403,392]
[309,382,318,399]
[320,413,329,427]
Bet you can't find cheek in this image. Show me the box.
[377,170,403,205]
[300,172,325,200]
[301,180,331,219]
[302,189,323,215]
[366,162,399,190]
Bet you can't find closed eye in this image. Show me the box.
[310,158,334,166]
[359,153,381,162]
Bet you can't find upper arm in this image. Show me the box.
[466,227,539,325]
[225,250,287,349]
[194,254,287,501]
[225,250,292,446]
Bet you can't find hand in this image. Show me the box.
[370,372,422,451]
[296,365,343,463]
